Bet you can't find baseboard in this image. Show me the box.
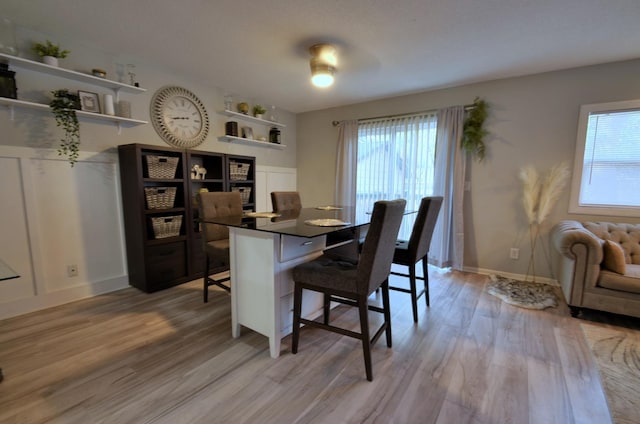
[462,266,560,286]
[0,275,129,320]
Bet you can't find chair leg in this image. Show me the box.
[381,279,392,348]
[409,264,418,323]
[291,284,303,354]
[421,258,430,307]
[358,295,373,381]
[323,293,331,325]
[203,256,210,303]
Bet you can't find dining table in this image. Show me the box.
[201,206,372,358]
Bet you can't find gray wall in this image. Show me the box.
[296,59,640,279]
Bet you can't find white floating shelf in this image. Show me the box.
[219,109,286,128]
[218,135,286,149]
[0,97,147,129]
[0,53,146,94]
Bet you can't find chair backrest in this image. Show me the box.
[197,191,243,242]
[271,191,302,212]
[358,199,406,295]
[408,196,443,261]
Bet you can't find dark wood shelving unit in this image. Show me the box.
[118,143,255,292]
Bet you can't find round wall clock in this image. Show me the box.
[150,86,210,148]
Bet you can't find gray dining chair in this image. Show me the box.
[270,191,302,212]
[291,198,406,381]
[197,191,243,302]
[390,196,443,322]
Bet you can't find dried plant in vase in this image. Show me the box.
[519,162,570,281]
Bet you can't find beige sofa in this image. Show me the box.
[551,220,640,318]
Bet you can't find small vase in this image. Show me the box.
[255,113,263,120]
[42,56,58,67]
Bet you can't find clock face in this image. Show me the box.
[151,86,209,148]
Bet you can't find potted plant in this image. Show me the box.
[49,89,81,166]
[461,97,489,161]
[31,40,70,67]
[252,104,266,119]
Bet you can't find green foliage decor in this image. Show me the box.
[253,104,266,116]
[49,89,81,166]
[31,40,70,58]
[461,97,489,161]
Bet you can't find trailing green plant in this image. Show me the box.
[253,104,266,116]
[32,40,70,58]
[49,89,81,166]
[461,97,489,161]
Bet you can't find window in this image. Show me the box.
[356,113,438,239]
[569,99,640,217]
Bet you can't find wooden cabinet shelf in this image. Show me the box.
[118,144,256,293]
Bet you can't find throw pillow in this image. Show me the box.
[602,240,627,274]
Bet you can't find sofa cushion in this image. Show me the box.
[583,222,640,264]
[598,265,640,294]
[602,240,627,274]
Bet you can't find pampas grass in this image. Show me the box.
[520,162,570,281]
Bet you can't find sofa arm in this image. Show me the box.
[551,220,604,307]
[552,220,603,264]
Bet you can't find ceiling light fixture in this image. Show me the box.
[309,43,337,88]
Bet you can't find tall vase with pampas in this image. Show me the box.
[519,162,570,282]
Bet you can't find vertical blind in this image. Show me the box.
[357,113,438,239]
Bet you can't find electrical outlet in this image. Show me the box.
[509,248,520,260]
[67,264,78,277]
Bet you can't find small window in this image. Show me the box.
[569,99,640,217]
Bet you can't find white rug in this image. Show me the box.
[487,274,558,310]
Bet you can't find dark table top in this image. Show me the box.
[201,206,370,238]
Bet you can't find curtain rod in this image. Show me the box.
[331,102,475,126]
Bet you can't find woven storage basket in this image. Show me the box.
[151,215,183,239]
[146,155,179,179]
[229,161,250,181]
[144,187,177,209]
[231,187,252,205]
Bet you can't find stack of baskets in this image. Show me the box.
[229,161,250,181]
[146,155,179,179]
[231,187,252,205]
[151,215,183,239]
[144,187,177,209]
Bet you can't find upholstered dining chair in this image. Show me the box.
[270,191,302,213]
[291,199,406,381]
[197,191,243,302]
[390,196,443,322]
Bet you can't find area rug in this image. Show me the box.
[581,321,640,424]
[487,274,558,309]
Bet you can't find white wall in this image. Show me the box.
[296,59,640,280]
[0,25,297,319]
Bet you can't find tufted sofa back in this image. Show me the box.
[583,222,640,265]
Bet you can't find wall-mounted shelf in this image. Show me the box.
[218,135,286,149]
[0,53,146,94]
[219,109,286,128]
[0,97,147,133]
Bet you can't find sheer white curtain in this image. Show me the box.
[335,120,359,208]
[355,114,438,240]
[431,106,466,270]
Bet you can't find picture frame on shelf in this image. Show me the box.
[241,126,253,139]
[78,90,100,113]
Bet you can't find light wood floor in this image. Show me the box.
[0,269,614,423]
